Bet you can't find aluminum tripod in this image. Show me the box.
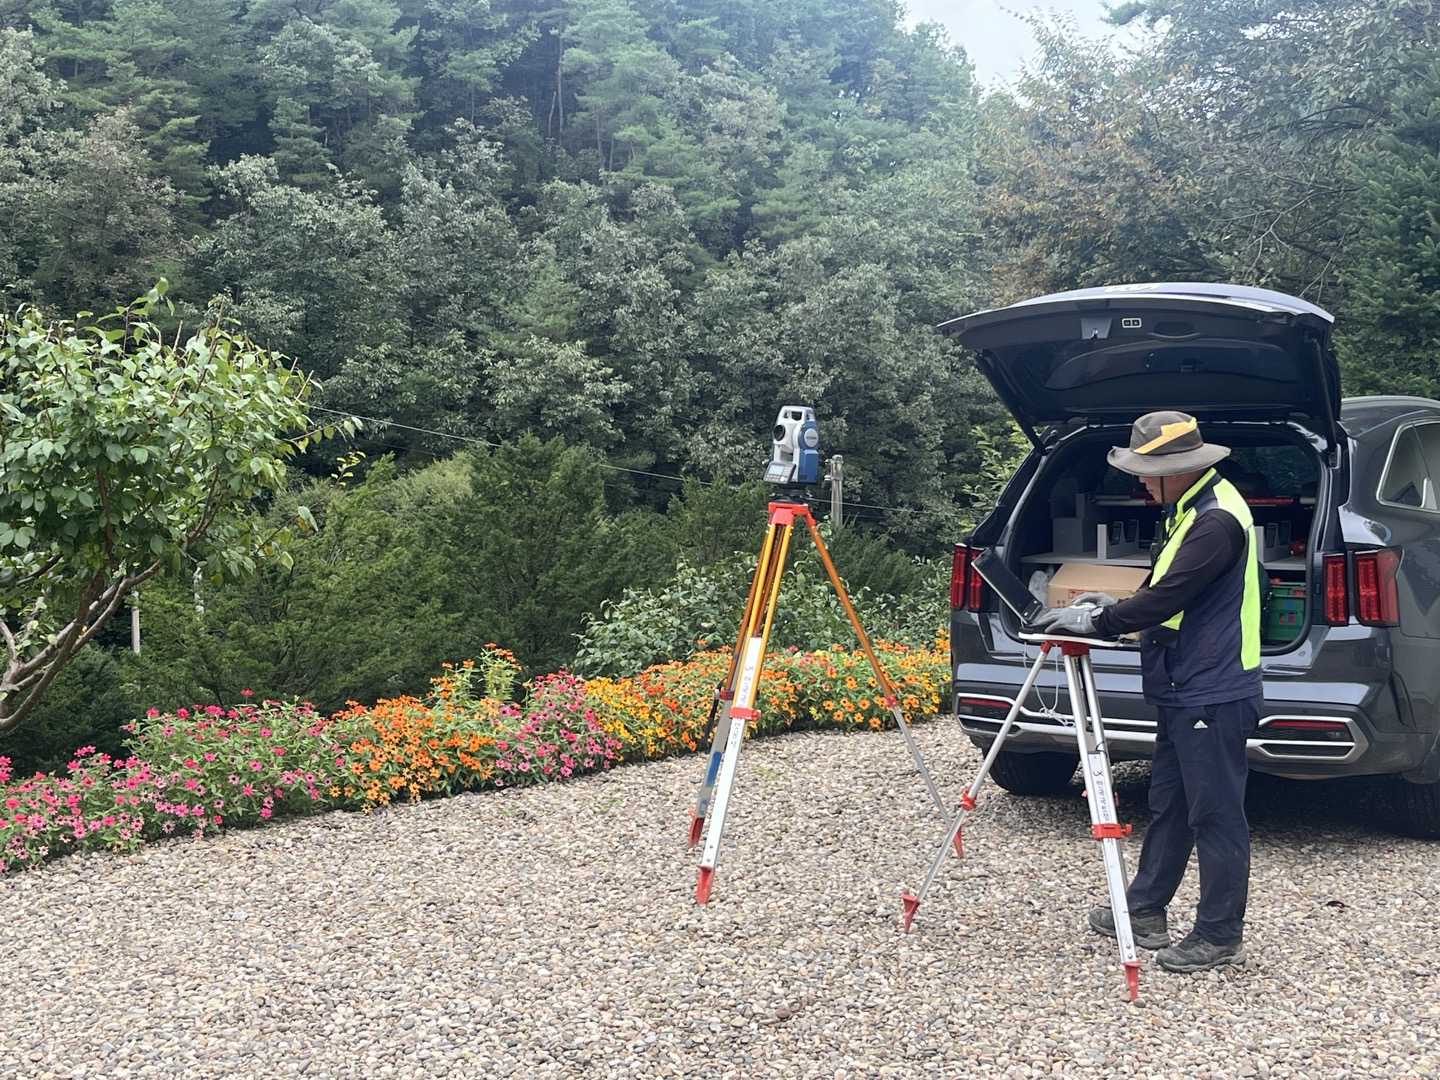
[688,499,947,904]
[900,635,1142,1001]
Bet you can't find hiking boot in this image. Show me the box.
[1087,906,1170,949]
[1156,930,1247,973]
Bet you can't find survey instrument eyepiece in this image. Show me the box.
[764,405,820,487]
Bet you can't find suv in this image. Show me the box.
[943,282,1440,838]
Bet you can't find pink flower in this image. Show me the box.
[176,708,190,719]
[259,807,272,819]
[240,689,254,697]
[146,708,160,717]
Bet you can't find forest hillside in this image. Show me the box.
[1,0,1437,766]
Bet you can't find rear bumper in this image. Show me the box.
[952,616,1433,781]
[954,692,1382,778]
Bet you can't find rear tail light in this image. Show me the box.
[1318,547,1401,626]
[1354,547,1401,626]
[1322,553,1348,624]
[950,543,986,610]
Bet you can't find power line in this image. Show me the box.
[306,404,924,518]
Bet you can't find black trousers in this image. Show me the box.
[1126,696,1261,945]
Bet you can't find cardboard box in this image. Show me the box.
[1046,562,1150,607]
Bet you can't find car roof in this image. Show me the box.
[1341,395,1440,437]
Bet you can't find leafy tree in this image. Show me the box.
[0,27,64,301]
[243,0,419,189]
[685,178,1001,549]
[975,24,1219,299]
[1333,51,1440,396]
[620,55,785,253]
[1094,0,1440,300]
[508,179,696,468]
[403,0,523,136]
[189,155,408,415]
[561,0,682,170]
[1,32,184,311]
[22,0,258,208]
[0,285,347,731]
[32,109,187,312]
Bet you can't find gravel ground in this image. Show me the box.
[3,722,1439,1079]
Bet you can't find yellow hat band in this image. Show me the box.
[1133,416,1199,455]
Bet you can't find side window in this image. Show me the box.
[1379,423,1439,512]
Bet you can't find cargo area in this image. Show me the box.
[1002,428,1322,649]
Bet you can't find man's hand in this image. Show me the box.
[1032,604,1096,635]
[1070,591,1118,608]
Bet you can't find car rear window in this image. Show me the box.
[1379,422,1440,512]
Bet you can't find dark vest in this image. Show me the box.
[1139,470,1263,707]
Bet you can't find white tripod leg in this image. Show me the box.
[695,635,766,903]
[1064,646,1141,1001]
[901,644,1055,929]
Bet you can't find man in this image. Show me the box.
[1033,410,1262,974]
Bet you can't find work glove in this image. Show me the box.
[1070,591,1118,608]
[1031,604,1096,635]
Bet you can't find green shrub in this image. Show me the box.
[0,646,139,777]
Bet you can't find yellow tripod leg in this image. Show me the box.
[688,517,779,846]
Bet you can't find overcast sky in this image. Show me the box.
[903,1,1133,86]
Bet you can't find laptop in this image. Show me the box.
[971,548,1121,643]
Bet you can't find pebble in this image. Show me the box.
[1,724,1437,1078]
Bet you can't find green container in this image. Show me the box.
[1265,582,1306,642]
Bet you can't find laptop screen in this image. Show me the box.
[971,549,1046,624]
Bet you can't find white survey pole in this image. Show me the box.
[825,455,844,527]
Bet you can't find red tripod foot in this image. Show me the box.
[952,827,964,859]
[696,865,714,904]
[900,892,921,932]
[688,810,704,847]
[1125,961,1140,1002]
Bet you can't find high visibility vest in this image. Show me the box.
[1141,469,1262,705]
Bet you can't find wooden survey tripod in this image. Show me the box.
[688,499,946,904]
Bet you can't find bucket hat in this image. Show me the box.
[1107,410,1230,477]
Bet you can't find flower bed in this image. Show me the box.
[0,642,947,873]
